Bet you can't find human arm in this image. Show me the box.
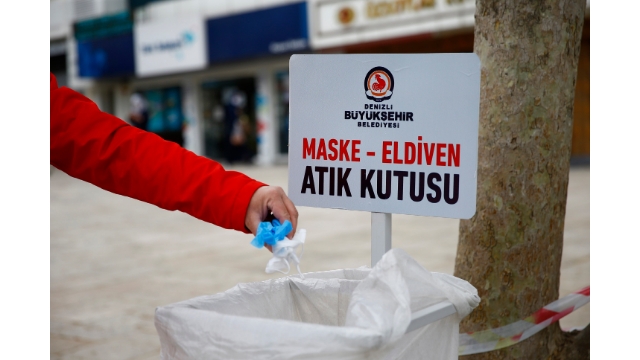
[50,74,297,235]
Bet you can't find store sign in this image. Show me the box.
[77,33,135,78]
[207,2,308,64]
[288,54,480,219]
[309,0,475,49]
[134,17,206,77]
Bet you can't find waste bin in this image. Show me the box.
[154,249,480,360]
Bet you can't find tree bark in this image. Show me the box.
[454,1,586,359]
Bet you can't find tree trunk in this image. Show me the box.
[454,1,586,359]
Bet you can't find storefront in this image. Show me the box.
[125,1,309,164]
[308,0,589,157]
[194,1,309,163]
[308,0,476,51]
[73,0,588,163]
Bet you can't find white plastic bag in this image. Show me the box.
[154,249,479,360]
[265,229,306,277]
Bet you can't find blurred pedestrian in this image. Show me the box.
[160,88,185,147]
[229,106,252,163]
[50,73,298,240]
[224,90,249,164]
[129,93,148,130]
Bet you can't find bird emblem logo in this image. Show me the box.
[364,67,394,102]
[337,7,355,25]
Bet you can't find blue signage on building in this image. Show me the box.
[206,2,309,64]
[77,32,135,78]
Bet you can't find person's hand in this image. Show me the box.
[245,186,298,240]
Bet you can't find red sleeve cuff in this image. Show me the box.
[229,180,267,233]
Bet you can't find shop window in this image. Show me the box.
[201,78,257,163]
[132,86,185,147]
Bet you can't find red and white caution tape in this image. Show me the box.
[459,286,590,355]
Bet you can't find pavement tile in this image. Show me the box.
[51,165,589,358]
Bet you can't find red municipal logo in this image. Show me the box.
[364,66,394,102]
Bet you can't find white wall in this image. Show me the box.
[135,0,303,23]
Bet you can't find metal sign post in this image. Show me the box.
[371,212,392,266]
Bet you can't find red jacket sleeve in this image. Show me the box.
[50,74,266,233]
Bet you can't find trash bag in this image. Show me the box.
[154,249,480,360]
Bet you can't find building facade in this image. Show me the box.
[50,0,590,165]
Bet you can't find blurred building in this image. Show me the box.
[50,0,590,164]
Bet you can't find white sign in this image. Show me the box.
[309,0,475,49]
[134,17,207,77]
[288,54,480,219]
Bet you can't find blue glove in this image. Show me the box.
[250,219,293,249]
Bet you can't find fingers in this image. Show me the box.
[268,193,293,238]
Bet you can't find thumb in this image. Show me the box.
[245,211,261,236]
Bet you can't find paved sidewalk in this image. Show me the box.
[50,165,589,360]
